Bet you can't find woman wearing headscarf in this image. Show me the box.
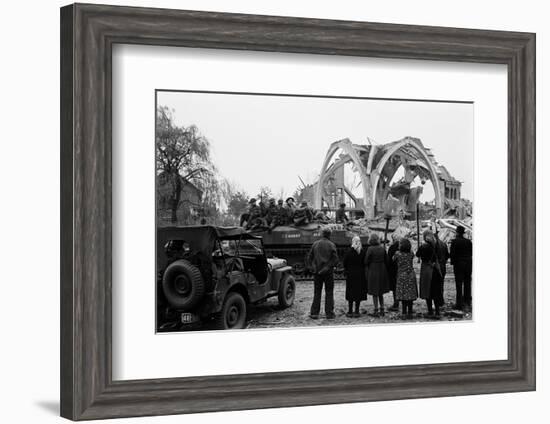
[343,235,368,317]
[416,230,444,317]
[364,233,390,316]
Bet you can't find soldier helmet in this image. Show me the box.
[285,197,295,203]
[277,199,284,205]
[249,198,257,204]
[301,200,308,206]
[269,197,276,203]
[339,203,346,208]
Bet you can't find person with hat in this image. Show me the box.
[450,225,472,310]
[308,228,339,319]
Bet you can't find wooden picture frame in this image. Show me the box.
[60,3,536,420]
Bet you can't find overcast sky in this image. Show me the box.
[157,91,473,202]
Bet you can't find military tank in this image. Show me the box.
[252,223,371,280]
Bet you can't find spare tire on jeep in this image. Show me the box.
[162,259,204,310]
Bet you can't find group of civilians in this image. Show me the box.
[307,226,472,320]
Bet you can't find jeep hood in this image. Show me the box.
[267,257,287,269]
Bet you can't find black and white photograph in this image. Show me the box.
[155,90,474,332]
[0,0,542,422]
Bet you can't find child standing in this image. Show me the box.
[393,238,418,319]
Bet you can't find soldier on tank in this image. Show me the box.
[293,200,314,226]
[259,198,268,220]
[335,203,349,224]
[314,209,330,224]
[266,199,287,232]
[245,198,264,230]
[284,197,296,225]
[264,198,278,223]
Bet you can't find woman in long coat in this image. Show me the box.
[392,238,418,318]
[343,236,368,317]
[416,230,444,316]
[387,234,401,310]
[364,233,390,316]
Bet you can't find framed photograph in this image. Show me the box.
[60,3,536,420]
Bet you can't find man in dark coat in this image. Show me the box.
[450,225,473,310]
[417,230,444,317]
[308,228,339,319]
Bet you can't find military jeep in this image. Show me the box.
[157,225,296,331]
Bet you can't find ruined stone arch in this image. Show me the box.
[315,136,454,220]
[370,137,443,216]
[314,138,371,213]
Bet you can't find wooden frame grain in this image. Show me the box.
[60,3,536,420]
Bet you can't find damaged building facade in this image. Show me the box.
[312,137,465,220]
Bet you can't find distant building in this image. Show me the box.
[156,172,203,225]
[437,165,462,200]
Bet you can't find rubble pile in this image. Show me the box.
[347,213,473,245]
[436,217,473,243]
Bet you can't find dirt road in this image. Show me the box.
[246,273,471,329]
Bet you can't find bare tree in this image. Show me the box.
[221,180,249,225]
[197,174,223,223]
[156,106,215,223]
[257,186,273,203]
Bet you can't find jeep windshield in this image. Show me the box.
[217,238,263,257]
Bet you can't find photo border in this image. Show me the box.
[60,3,535,420]
[153,88,475,334]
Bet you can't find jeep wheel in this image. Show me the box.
[162,260,204,310]
[278,275,296,308]
[216,292,247,330]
